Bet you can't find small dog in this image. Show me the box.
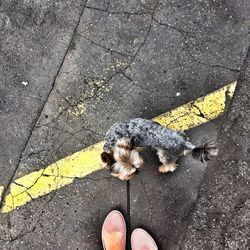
[101,118,218,180]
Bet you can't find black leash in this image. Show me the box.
[126,180,131,250]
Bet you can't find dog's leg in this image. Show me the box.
[157,148,177,173]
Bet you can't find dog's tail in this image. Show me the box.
[191,141,218,163]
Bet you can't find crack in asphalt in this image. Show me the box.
[46,125,104,160]
[79,34,132,58]
[152,16,191,35]
[120,72,178,101]
[1,3,248,249]
[35,72,123,129]
[0,0,90,209]
[85,5,152,16]
[191,102,209,120]
[32,1,160,133]
[179,46,250,248]
[11,169,46,200]
[185,41,240,72]
[152,17,240,73]
[122,1,160,74]
[6,189,58,249]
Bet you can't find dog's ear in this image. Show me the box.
[101,152,113,165]
[129,137,136,149]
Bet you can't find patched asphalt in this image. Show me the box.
[0,0,249,249]
[182,48,250,250]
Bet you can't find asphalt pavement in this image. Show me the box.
[0,0,249,249]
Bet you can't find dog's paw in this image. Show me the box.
[169,163,178,172]
[158,163,177,173]
[158,164,170,173]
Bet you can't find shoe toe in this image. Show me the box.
[131,228,158,250]
[102,210,126,250]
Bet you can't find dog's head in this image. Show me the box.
[101,137,143,181]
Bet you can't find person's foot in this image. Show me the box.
[102,210,126,250]
[131,228,158,250]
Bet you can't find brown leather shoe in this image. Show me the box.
[102,210,126,250]
[131,228,158,250]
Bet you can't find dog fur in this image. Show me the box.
[101,118,218,180]
[101,137,143,180]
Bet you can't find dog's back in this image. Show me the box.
[106,118,190,152]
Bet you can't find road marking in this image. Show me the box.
[153,81,236,130]
[0,81,237,213]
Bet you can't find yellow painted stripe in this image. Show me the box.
[0,81,237,213]
[153,81,236,130]
[1,142,104,213]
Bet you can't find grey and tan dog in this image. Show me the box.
[101,118,218,180]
